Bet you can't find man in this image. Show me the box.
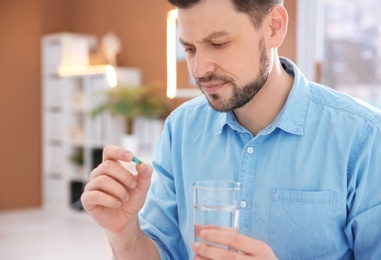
[81,0,381,259]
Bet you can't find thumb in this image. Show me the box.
[135,161,153,192]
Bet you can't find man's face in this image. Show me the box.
[178,0,271,112]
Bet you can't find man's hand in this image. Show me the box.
[192,228,277,260]
[81,145,153,234]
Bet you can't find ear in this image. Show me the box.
[266,5,288,48]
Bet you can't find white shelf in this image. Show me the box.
[41,33,141,210]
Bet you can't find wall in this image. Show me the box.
[280,0,297,61]
[0,0,174,211]
[68,0,173,84]
[0,0,296,210]
[0,0,44,210]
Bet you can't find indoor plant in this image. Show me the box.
[91,80,172,151]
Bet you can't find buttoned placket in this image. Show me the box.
[238,139,259,237]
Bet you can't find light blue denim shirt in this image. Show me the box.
[139,58,381,259]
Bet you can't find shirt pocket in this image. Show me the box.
[269,189,337,260]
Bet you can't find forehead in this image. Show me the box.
[177,0,255,42]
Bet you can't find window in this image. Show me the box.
[322,0,381,106]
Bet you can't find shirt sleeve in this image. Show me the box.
[345,120,381,258]
[138,117,189,260]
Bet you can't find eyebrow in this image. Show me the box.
[179,31,230,46]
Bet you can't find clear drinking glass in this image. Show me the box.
[193,180,241,248]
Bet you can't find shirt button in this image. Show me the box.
[247,147,254,154]
[240,200,247,208]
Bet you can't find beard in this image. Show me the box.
[196,37,270,112]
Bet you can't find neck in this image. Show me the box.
[233,56,293,136]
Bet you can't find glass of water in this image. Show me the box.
[193,180,241,248]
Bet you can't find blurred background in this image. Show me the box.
[0,0,380,259]
[0,0,296,213]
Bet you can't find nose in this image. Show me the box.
[190,51,216,79]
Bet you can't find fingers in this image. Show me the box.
[85,159,153,205]
[85,174,130,202]
[102,145,134,162]
[98,145,151,189]
[135,162,153,187]
[83,145,153,210]
[193,229,276,259]
[83,166,131,212]
[193,242,241,260]
[193,229,243,260]
[91,159,137,189]
[200,229,246,252]
[81,190,122,211]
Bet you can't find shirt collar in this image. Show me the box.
[214,57,310,136]
[273,57,310,136]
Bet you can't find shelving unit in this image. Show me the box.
[41,33,141,210]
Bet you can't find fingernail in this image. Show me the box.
[193,242,200,254]
[124,152,133,160]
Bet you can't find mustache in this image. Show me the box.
[196,74,233,85]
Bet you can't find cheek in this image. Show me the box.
[219,49,259,82]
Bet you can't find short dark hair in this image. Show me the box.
[168,0,284,29]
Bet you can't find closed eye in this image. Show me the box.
[212,42,227,48]
[184,46,196,54]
